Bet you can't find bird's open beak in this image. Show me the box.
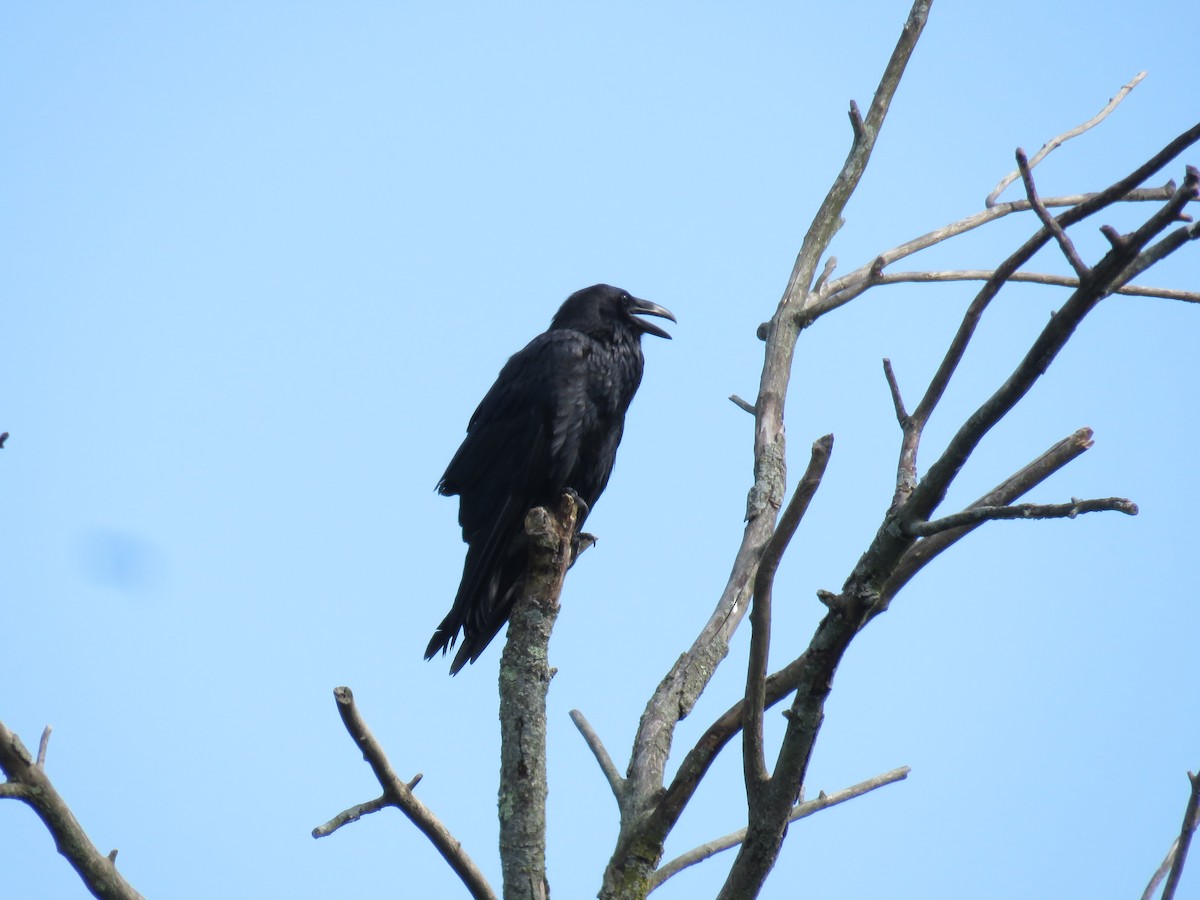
[628,298,676,339]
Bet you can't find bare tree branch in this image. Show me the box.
[1161,770,1200,900]
[600,9,935,897]
[0,719,145,900]
[904,160,1200,528]
[316,686,498,900]
[1016,148,1090,277]
[729,394,757,415]
[818,183,1182,314]
[904,496,1137,537]
[650,766,910,891]
[883,427,1096,601]
[987,71,1147,206]
[569,709,624,802]
[882,358,909,425]
[312,797,390,837]
[499,493,580,900]
[744,435,834,787]
[866,269,1200,303]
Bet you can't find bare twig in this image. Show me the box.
[864,269,1200,303]
[1162,770,1200,900]
[1145,838,1180,900]
[650,766,910,891]
[36,726,52,767]
[744,435,834,787]
[813,256,838,293]
[316,687,498,900]
[904,496,1137,537]
[729,394,757,415]
[986,71,1147,206]
[905,153,1200,528]
[1016,148,1090,277]
[569,709,624,802]
[0,720,146,900]
[312,796,390,837]
[884,428,1096,601]
[882,358,908,425]
[819,183,1182,314]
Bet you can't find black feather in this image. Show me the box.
[426,284,674,673]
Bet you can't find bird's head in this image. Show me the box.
[553,284,676,340]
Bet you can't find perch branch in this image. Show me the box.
[569,709,624,802]
[987,71,1146,206]
[316,686,498,900]
[498,493,580,900]
[650,766,910,891]
[0,719,145,900]
[904,496,1137,537]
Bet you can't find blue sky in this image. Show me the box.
[3,2,1198,898]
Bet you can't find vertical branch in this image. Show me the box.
[743,436,833,789]
[498,494,579,900]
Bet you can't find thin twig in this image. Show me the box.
[1162,770,1200,900]
[904,496,1137,538]
[882,359,908,425]
[311,796,390,838]
[36,726,52,768]
[986,71,1147,206]
[317,687,498,900]
[1144,838,1180,900]
[729,394,757,415]
[813,256,838,294]
[865,269,1200,303]
[1016,148,1090,277]
[885,427,1095,601]
[819,183,1183,314]
[569,709,624,801]
[651,766,910,891]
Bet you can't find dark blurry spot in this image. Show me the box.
[76,529,165,594]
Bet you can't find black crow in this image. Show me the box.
[426,284,675,674]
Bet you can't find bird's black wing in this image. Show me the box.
[427,330,593,670]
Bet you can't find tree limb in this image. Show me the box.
[986,71,1146,206]
[650,766,910,891]
[1161,770,1200,900]
[865,269,1200,303]
[903,496,1137,537]
[569,709,625,802]
[1016,148,1090,278]
[0,719,146,900]
[818,183,1182,314]
[315,686,498,900]
[744,435,833,789]
[498,493,580,900]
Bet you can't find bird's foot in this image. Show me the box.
[570,532,597,567]
[562,488,590,523]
